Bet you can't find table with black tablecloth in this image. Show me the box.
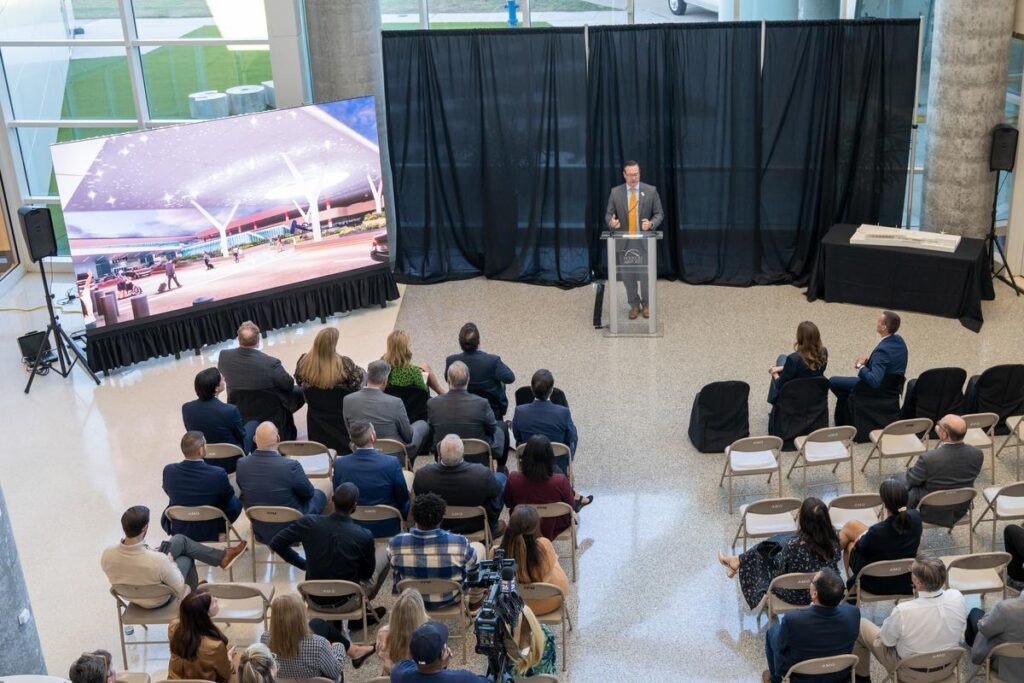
[806,224,994,332]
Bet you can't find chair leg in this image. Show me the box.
[732,522,743,551]
[116,609,128,669]
[785,455,798,480]
[561,617,567,671]
[719,458,729,487]
[849,458,855,493]
[861,446,878,473]
[728,473,734,515]
[777,463,783,498]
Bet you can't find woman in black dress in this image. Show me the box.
[767,320,828,404]
[718,497,841,609]
[839,478,922,595]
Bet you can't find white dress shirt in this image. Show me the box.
[879,589,967,658]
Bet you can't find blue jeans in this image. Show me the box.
[764,621,783,683]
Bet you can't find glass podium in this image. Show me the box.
[601,230,663,337]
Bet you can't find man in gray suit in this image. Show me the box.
[902,414,983,527]
[344,360,429,456]
[217,320,303,413]
[427,361,505,467]
[968,594,1024,681]
[605,160,664,320]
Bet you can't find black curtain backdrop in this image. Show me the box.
[382,28,590,286]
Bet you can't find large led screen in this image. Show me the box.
[52,97,386,329]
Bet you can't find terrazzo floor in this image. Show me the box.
[3,272,1024,682]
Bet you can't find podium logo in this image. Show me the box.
[622,248,643,265]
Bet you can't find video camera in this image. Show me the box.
[466,549,525,683]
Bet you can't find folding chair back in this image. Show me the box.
[444,505,492,546]
[205,443,244,462]
[279,440,333,478]
[278,678,335,683]
[688,380,751,453]
[853,559,914,605]
[462,437,494,470]
[110,584,179,667]
[763,572,816,622]
[245,505,304,580]
[375,438,410,468]
[734,497,801,551]
[396,578,468,659]
[828,493,883,531]
[203,582,274,626]
[962,412,1000,483]
[551,442,573,485]
[782,654,858,683]
[163,505,242,579]
[769,376,830,448]
[296,580,367,635]
[985,642,1024,682]
[919,488,977,554]
[901,367,967,426]
[533,502,578,581]
[789,426,856,492]
[970,364,1024,432]
[893,648,964,682]
[352,504,404,542]
[515,386,568,408]
[945,552,1011,598]
[720,435,783,514]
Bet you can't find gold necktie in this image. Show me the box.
[628,188,637,235]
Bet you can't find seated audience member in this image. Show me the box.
[218,320,304,413]
[294,326,365,393]
[235,643,278,683]
[829,310,908,398]
[260,593,374,681]
[236,421,327,543]
[427,361,506,467]
[100,505,246,607]
[344,360,428,456]
[375,589,430,675]
[764,568,860,683]
[387,493,484,609]
[162,431,242,542]
[332,421,410,538]
[385,329,446,396]
[391,622,490,683]
[181,367,248,459]
[168,588,231,682]
[718,497,841,609]
[414,434,506,538]
[838,479,922,595]
[69,650,116,683]
[512,369,579,457]
[853,555,966,682]
[767,321,828,404]
[967,589,1024,681]
[445,322,515,419]
[1006,524,1024,592]
[505,435,592,542]
[270,483,390,607]
[902,414,983,526]
[499,505,569,616]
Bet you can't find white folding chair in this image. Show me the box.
[974,481,1024,549]
[789,426,857,492]
[518,582,573,671]
[397,578,469,659]
[162,505,246,580]
[534,501,579,582]
[732,497,801,551]
[278,440,335,479]
[782,654,858,683]
[942,552,1011,600]
[244,505,304,581]
[993,415,1024,481]
[919,488,977,554]
[297,580,370,642]
[719,435,784,514]
[110,584,179,668]
[203,582,275,629]
[827,493,883,532]
[882,647,965,683]
[963,413,1000,484]
[983,642,1024,682]
[862,418,932,475]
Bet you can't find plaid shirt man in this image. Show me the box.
[387,526,479,608]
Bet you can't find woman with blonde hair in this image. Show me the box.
[383,329,445,395]
[374,588,430,674]
[767,320,829,404]
[295,327,364,392]
[259,593,374,682]
[234,644,277,683]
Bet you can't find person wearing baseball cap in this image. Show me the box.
[389,621,489,682]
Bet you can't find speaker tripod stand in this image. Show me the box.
[24,258,100,394]
[988,170,1023,297]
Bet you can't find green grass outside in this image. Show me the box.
[69,0,215,20]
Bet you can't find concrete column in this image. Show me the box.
[797,0,838,20]
[303,0,396,260]
[921,0,1015,237]
[0,485,46,675]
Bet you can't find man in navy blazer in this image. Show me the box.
[829,311,908,397]
[764,568,861,683]
[333,421,410,538]
[181,368,250,463]
[235,421,327,542]
[445,322,515,419]
[512,369,578,469]
[161,431,242,542]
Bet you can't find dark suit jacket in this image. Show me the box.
[268,512,375,583]
[343,388,415,444]
[768,603,861,683]
[235,449,320,542]
[905,442,984,527]
[161,459,242,542]
[604,182,665,231]
[181,397,246,451]
[445,350,515,417]
[413,462,503,535]
[332,447,410,537]
[512,399,578,454]
[427,389,500,452]
[218,346,296,404]
[858,334,908,389]
[769,350,828,405]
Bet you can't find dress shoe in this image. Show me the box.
[642,305,650,318]
[761,671,770,683]
[628,306,639,320]
[219,541,247,569]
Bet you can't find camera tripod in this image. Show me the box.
[24,258,100,394]
[989,169,1023,296]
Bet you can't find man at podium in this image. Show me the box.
[605,160,664,319]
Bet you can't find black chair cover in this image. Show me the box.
[965,364,1024,434]
[302,386,353,455]
[385,384,430,423]
[768,377,830,450]
[513,386,569,408]
[688,380,750,453]
[231,389,298,441]
[836,374,905,443]
[901,367,966,437]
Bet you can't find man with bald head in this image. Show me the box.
[903,414,984,527]
[427,361,506,469]
[217,320,304,416]
[235,421,327,542]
